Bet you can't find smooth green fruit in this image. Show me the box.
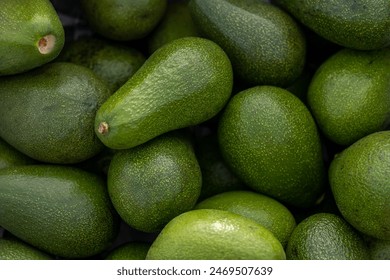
[286,213,369,260]
[194,133,245,200]
[0,138,35,170]
[108,132,201,233]
[307,48,390,146]
[95,37,233,149]
[57,37,146,92]
[81,0,167,41]
[0,165,119,258]
[189,0,306,87]
[0,62,111,164]
[329,131,390,240]
[148,0,199,53]
[195,191,296,247]
[0,237,52,260]
[274,0,390,50]
[218,86,325,208]
[105,242,150,260]
[146,209,286,260]
[0,0,65,75]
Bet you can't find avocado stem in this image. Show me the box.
[38,35,56,55]
[98,122,109,135]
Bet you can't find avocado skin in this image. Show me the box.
[274,0,390,50]
[189,0,306,87]
[95,37,233,150]
[218,86,326,208]
[307,48,390,146]
[0,62,111,164]
[0,165,119,259]
[57,37,146,92]
[108,132,202,233]
[80,0,167,41]
[0,237,52,260]
[0,138,35,170]
[0,0,65,75]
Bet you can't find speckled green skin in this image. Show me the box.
[218,86,326,208]
[195,190,296,248]
[189,0,306,87]
[307,48,390,146]
[0,138,35,170]
[105,242,150,260]
[274,0,390,50]
[95,37,233,149]
[148,1,200,54]
[81,0,167,41]
[286,213,369,260]
[329,131,390,240]
[0,237,52,260]
[0,165,119,258]
[57,37,146,92]
[0,62,111,164]
[108,132,201,233]
[0,0,64,75]
[146,209,286,260]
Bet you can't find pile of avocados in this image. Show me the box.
[0,0,389,260]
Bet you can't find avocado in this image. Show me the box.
[57,37,146,92]
[0,165,119,258]
[0,62,111,164]
[95,37,233,149]
[0,237,52,260]
[108,132,202,233]
[148,0,200,54]
[218,86,326,208]
[189,0,306,87]
[80,0,167,41]
[273,0,390,50]
[105,242,150,260]
[0,138,35,170]
[307,48,390,146]
[0,0,65,75]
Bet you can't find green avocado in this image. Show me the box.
[0,237,52,260]
[218,86,326,208]
[0,138,35,170]
[80,0,167,41]
[273,0,390,50]
[189,0,306,87]
[0,165,119,258]
[57,37,146,92]
[0,0,65,75]
[95,37,233,150]
[107,132,202,233]
[0,62,111,164]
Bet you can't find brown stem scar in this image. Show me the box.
[38,34,56,54]
[98,122,109,135]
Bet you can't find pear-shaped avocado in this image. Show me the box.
[95,37,233,149]
[189,0,306,87]
[274,0,390,50]
[0,165,119,258]
[0,62,111,164]
[0,0,65,75]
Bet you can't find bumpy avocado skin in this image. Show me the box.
[274,0,390,50]
[0,237,52,260]
[189,0,306,87]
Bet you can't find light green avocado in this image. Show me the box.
[307,48,390,146]
[0,237,52,260]
[218,86,326,208]
[0,0,65,75]
[189,0,306,87]
[108,132,202,233]
[95,37,233,150]
[274,0,390,50]
[57,37,146,92]
[105,242,150,260]
[0,138,35,170]
[0,165,119,259]
[80,0,167,41]
[0,62,111,164]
